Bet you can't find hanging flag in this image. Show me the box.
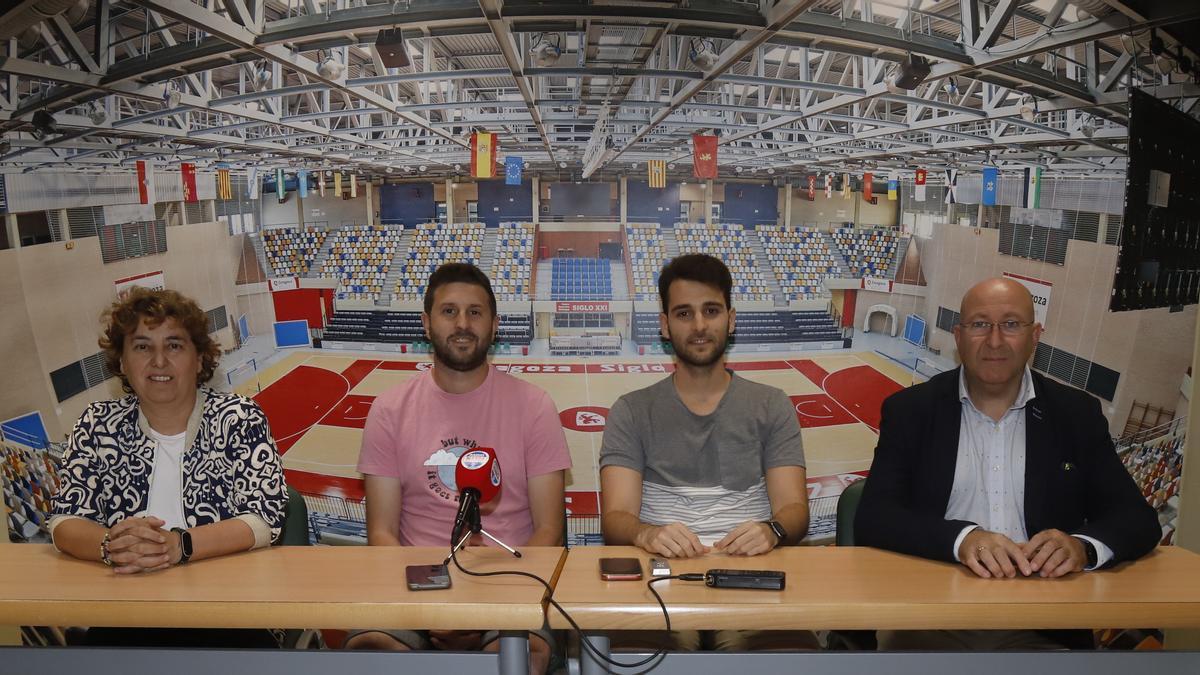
[471,131,497,178]
[841,173,851,200]
[350,172,357,198]
[248,167,259,199]
[216,167,232,200]
[863,172,874,202]
[944,168,959,204]
[915,168,927,201]
[825,172,833,199]
[136,160,155,205]
[180,162,197,203]
[1023,166,1043,208]
[982,167,999,206]
[275,168,285,201]
[887,171,898,200]
[297,169,309,198]
[648,159,666,188]
[318,171,326,197]
[334,171,343,196]
[807,175,815,201]
[505,156,524,185]
[691,134,718,179]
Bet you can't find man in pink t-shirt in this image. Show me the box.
[345,263,570,675]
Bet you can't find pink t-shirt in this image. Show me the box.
[357,365,572,547]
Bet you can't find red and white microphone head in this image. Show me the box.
[455,447,501,503]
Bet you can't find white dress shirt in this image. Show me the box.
[949,367,1111,569]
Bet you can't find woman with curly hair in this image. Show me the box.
[49,287,288,578]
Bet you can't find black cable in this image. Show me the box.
[447,548,704,674]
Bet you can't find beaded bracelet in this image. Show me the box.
[100,532,113,567]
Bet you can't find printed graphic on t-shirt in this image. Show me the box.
[422,437,479,502]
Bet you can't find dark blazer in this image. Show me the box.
[856,367,1160,566]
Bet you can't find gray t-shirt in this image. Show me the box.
[600,372,805,543]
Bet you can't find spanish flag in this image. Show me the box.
[471,131,497,178]
[217,168,232,200]
[648,159,666,188]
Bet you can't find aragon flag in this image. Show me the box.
[691,134,717,179]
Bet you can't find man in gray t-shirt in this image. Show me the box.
[600,254,809,559]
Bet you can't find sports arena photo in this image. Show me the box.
[2,0,1200,673]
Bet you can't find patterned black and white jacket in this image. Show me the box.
[49,387,288,547]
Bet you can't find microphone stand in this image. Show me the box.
[444,488,522,565]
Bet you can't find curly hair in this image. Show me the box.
[100,287,221,394]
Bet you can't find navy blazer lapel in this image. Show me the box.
[930,368,962,510]
[1023,375,1055,533]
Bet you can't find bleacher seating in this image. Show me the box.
[392,223,487,300]
[626,224,671,301]
[548,331,621,356]
[832,226,898,278]
[1119,426,1184,544]
[674,223,771,301]
[319,225,399,301]
[491,222,535,300]
[551,258,612,300]
[757,225,841,300]
[262,226,327,277]
[630,310,841,345]
[2,441,58,543]
[322,310,533,346]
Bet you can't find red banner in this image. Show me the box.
[136,160,153,205]
[181,162,198,202]
[915,169,927,185]
[691,134,717,179]
[863,172,873,201]
[807,175,816,200]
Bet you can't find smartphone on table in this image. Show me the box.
[406,563,452,590]
[599,557,643,581]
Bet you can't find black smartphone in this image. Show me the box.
[406,564,452,591]
[599,557,643,581]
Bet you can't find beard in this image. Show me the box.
[670,330,730,368]
[431,329,493,372]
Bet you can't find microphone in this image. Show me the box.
[451,448,501,543]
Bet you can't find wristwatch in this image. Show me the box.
[762,520,787,545]
[172,527,193,564]
[1079,538,1098,568]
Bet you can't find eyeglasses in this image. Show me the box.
[959,320,1035,336]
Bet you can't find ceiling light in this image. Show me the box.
[88,102,107,125]
[529,34,562,68]
[767,168,776,174]
[386,167,394,173]
[317,54,345,80]
[1018,95,1037,122]
[252,65,272,92]
[887,54,931,93]
[1080,115,1096,138]
[667,163,675,170]
[31,110,58,140]
[689,38,719,71]
[735,166,743,173]
[162,82,182,108]
[943,77,959,96]
[558,161,566,168]
[454,163,461,172]
[418,165,427,172]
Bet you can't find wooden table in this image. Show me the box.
[550,546,1200,674]
[0,544,565,675]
